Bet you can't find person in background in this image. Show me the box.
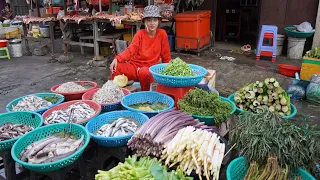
[110,5,171,91]
[0,3,13,22]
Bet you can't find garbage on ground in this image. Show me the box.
[220,56,235,61]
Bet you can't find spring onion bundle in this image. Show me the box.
[95,154,193,180]
[234,78,291,116]
[161,57,195,76]
[162,126,225,180]
[178,88,233,125]
[229,108,320,175]
[128,110,217,157]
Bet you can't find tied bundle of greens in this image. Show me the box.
[161,57,195,76]
[229,108,320,175]
[95,154,193,180]
[178,88,233,125]
[233,78,291,117]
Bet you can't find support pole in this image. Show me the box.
[312,1,320,49]
[99,0,102,12]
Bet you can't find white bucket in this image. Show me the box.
[9,43,22,57]
[287,37,306,59]
[277,34,285,56]
[40,26,50,38]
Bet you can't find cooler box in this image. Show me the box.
[174,10,211,50]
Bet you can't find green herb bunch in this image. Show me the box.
[161,57,195,76]
[178,88,233,125]
[229,108,320,173]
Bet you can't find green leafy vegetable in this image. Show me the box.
[178,88,233,125]
[129,102,168,111]
[43,96,60,104]
[161,57,195,76]
[95,154,193,180]
[229,108,320,174]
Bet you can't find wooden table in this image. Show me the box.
[59,20,94,55]
[23,21,57,62]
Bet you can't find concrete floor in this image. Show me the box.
[1,39,319,120]
[0,39,319,179]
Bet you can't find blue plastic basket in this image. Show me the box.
[227,156,316,180]
[6,93,65,115]
[227,93,297,119]
[149,63,208,87]
[121,91,175,118]
[85,110,149,147]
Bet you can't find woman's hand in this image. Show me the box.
[110,59,118,73]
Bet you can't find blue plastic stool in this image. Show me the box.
[0,47,10,59]
[256,25,277,62]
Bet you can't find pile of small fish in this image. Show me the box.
[95,117,138,137]
[19,133,84,164]
[55,82,86,93]
[0,123,34,141]
[11,95,53,112]
[92,81,125,104]
[45,102,96,124]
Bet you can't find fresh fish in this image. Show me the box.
[45,102,95,124]
[20,133,84,164]
[95,117,139,137]
[55,82,86,93]
[92,80,125,104]
[11,95,52,112]
[0,123,34,141]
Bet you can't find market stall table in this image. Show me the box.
[23,20,58,62]
[59,20,94,55]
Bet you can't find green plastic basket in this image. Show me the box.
[191,96,236,125]
[227,93,297,119]
[284,26,315,38]
[11,123,90,173]
[227,156,316,180]
[0,112,44,151]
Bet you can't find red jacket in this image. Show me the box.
[115,28,171,67]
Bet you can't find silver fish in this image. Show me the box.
[95,117,138,137]
[20,134,84,164]
[11,96,52,112]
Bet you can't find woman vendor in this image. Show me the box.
[110,5,171,91]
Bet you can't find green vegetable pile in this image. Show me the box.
[229,108,320,174]
[95,154,193,180]
[43,96,60,104]
[178,88,233,125]
[234,78,291,117]
[161,57,195,76]
[305,47,320,59]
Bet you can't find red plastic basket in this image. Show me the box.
[51,81,98,101]
[0,40,8,47]
[42,100,101,125]
[82,88,131,112]
[278,64,301,77]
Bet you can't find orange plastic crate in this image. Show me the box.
[174,10,211,50]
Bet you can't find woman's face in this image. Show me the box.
[144,18,159,32]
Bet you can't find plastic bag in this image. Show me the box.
[286,78,310,100]
[306,74,320,104]
[295,22,313,32]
